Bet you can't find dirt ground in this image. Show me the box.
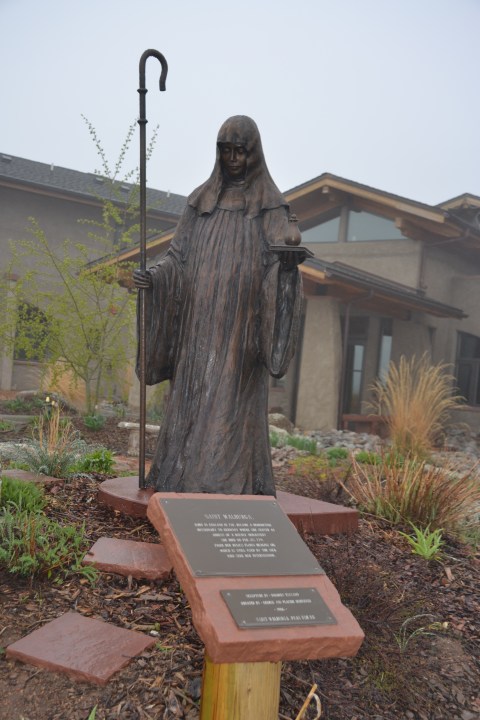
[0,414,479,719]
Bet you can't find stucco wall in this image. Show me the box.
[304,239,422,288]
[295,297,342,431]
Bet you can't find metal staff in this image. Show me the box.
[137,49,168,488]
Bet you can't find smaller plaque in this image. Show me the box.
[221,588,337,629]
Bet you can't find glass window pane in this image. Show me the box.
[457,363,472,402]
[302,215,340,243]
[378,335,392,380]
[353,345,364,372]
[348,211,406,242]
[459,333,480,359]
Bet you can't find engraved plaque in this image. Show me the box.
[160,498,324,577]
[221,588,337,628]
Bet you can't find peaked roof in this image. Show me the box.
[302,258,467,320]
[0,152,187,218]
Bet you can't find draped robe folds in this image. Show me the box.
[137,188,303,496]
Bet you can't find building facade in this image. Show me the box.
[2,154,479,431]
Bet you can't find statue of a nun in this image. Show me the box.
[133,115,306,495]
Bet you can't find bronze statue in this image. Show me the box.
[133,116,306,495]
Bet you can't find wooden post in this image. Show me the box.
[200,654,282,720]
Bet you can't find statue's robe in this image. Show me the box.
[137,115,303,495]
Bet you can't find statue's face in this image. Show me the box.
[219,143,247,179]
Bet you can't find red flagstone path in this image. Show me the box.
[98,476,358,535]
[6,612,156,685]
[83,536,173,580]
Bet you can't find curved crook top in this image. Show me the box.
[139,49,168,92]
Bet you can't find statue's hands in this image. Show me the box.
[133,268,153,288]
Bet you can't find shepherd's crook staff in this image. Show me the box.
[138,49,168,489]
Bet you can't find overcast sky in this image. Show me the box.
[1,0,479,205]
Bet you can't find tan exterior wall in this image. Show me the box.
[295,297,342,431]
[304,239,422,288]
[12,361,44,392]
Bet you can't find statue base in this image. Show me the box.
[98,476,358,536]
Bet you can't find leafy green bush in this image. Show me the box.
[0,506,97,582]
[3,396,44,413]
[83,414,106,431]
[0,420,15,432]
[289,454,330,482]
[0,477,45,513]
[77,448,114,474]
[325,447,349,465]
[354,450,381,465]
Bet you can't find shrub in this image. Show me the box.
[347,455,480,534]
[83,414,106,431]
[370,354,461,459]
[289,454,331,483]
[0,477,45,513]
[77,448,114,474]
[285,435,318,454]
[269,430,282,448]
[398,524,444,560]
[269,432,318,454]
[0,420,15,432]
[355,450,381,465]
[3,396,44,413]
[8,406,89,479]
[0,506,97,582]
[325,447,349,465]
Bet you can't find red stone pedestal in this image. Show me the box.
[98,476,358,536]
[147,492,364,665]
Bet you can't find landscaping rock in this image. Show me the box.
[268,413,295,433]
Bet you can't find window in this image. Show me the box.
[347,211,406,242]
[14,302,50,362]
[456,332,480,405]
[377,318,393,380]
[342,316,369,413]
[301,214,340,243]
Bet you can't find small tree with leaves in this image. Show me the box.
[0,121,159,414]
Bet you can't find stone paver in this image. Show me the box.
[83,536,172,580]
[1,468,61,485]
[6,612,156,685]
[98,476,358,535]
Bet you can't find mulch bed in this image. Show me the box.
[0,410,479,719]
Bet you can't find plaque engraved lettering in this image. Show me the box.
[160,498,324,576]
[221,588,337,628]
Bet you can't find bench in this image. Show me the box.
[118,422,160,456]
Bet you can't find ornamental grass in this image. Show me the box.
[347,455,480,535]
[370,353,461,459]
